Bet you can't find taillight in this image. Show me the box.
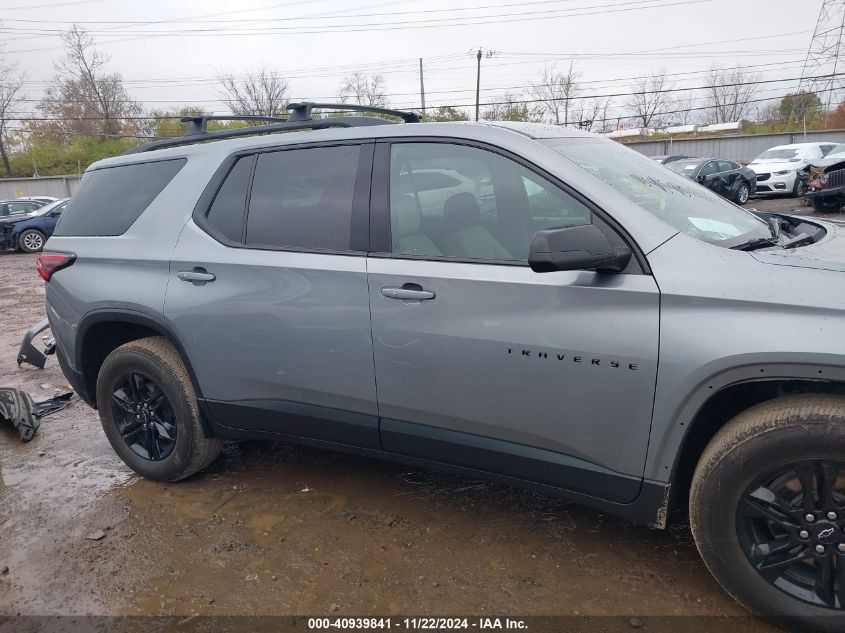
[37,252,76,281]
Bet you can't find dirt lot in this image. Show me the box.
[0,240,788,630]
[749,193,845,221]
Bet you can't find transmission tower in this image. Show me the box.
[798,0,845,111]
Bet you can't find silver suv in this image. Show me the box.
[41,103,845,628]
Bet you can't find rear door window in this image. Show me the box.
[699,161,718,177]
[6,202,36,215]
[55,159,186,236]
[245,145,360,251]
[205,156,254,243]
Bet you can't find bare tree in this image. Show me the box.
[38,25,142,138]
[0,51,25,175]
[339,72,387,107]
[668,91,698,126]
[626,70,673,128]
[571,96,610,131]
[218,66,290,117]
[531,61,580,125]
[759,101,781,123]
[704,65,760,124]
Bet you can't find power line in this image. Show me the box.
[0,0,602,24]
[590,86,840,127]
[7,71,843,123]
[7,88,836,142]
[1,50,805,91]
[2,0,724,52]
[0,0,106,10]
[5,59,812,105]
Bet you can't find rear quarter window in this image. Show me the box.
[54,158,186,236]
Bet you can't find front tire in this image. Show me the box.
[814,198,842,213]
[18,229,45,253]
[95,336,223,481]
[690,395,845,631]
[735,182,750,205]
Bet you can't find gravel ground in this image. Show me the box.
[748,193,845,221]
[0,244,781,630]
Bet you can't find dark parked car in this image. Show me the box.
[0,198,68,252]
[667,158,756,205]
[651,154,694,164]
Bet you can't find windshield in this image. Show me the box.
[542,137,771,248]
[26,199,66,216]
[827,144,845,158]
[666,160,703,177]
[753,148,800,162]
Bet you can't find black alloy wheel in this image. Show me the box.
[110,371,177,461]
[737,459,845,610]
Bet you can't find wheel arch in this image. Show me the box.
[13,223,42,238]
[76,310,205,412]
[660,370,845,518]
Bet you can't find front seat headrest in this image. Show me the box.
[443,192,481,228]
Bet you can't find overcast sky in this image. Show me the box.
[0,0,831,125]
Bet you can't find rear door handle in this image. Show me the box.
[381,284,435,301]
[178,268,216,284]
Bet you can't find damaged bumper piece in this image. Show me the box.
[0,222,17,251]
[0,388,75,442]
[17,317,56,369]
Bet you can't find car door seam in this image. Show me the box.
[364,256,384,449]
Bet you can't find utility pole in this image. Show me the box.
[419,58,426,116]
[475,48,482,121]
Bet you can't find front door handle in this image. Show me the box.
[381,284,435,301]
[178,267,216,284]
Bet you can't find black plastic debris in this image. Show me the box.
[17,317,56,370]
[0,388,76,442]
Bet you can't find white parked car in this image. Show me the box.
[393,168,494,217]
[748,142,839,196]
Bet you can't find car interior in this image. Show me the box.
[389,144,592,261]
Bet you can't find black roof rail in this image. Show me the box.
[287,102,421,123]
[123,101,419,155]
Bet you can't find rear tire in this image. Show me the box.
[18,229,45,253]
[690,395,845,632]
[96,336,223,481]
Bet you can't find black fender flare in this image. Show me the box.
[75,309,209,419]
[646,362,845,483]
[76,309,214,437]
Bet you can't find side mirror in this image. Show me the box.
[696,174,707,183]
[528,224,632,273]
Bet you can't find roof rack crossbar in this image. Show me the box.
[287,102,420,123]
[181,114,289,136]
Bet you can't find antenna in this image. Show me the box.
[798,0,845,114]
